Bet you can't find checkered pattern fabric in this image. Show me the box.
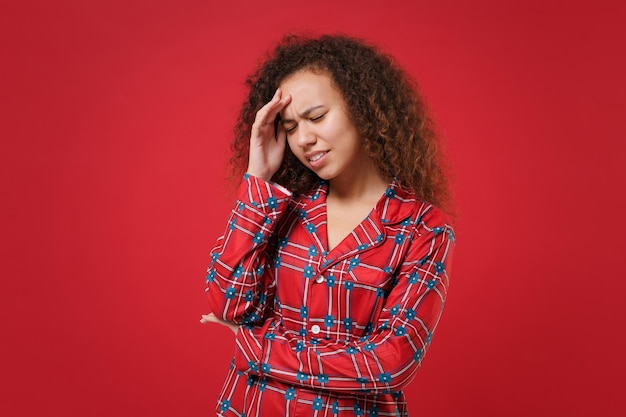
[205,174,455,416]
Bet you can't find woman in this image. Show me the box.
[202,34,455,416]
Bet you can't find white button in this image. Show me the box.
[315,275,325,284]
[311,325,321,334]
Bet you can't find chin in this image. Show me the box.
[312,169,335,181]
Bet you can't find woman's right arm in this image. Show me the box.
[205,174,291,324]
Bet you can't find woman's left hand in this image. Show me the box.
[200,313,239,335]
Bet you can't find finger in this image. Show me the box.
[260,96,293,137]
[272,93,292,120]
[255,90,293,128]
[253,89,282,125]
[275,121,288,146]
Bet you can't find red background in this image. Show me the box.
[2,0,625,416]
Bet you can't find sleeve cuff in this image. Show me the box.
[237,174,292,216]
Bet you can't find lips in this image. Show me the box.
[307,151,328,162]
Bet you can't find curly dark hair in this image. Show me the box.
[231,33,452,213]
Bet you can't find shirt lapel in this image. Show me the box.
[296,182,330,257]
[297,180,418,272]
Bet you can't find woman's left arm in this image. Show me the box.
[233,214,455,394]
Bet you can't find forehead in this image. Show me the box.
[279,70,343,103]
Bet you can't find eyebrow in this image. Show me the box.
[281,105,325,123]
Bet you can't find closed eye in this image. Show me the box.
[310,114,325,122]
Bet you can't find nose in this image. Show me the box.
[292,123,317,148]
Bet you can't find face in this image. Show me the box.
[279,70,371,183]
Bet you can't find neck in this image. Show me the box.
[327,159,388,202]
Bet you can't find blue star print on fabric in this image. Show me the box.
[343,317,353,330]
[378,372,392,383]
[285,387,295,400]
[248,361,258,372]
[233,265,244,278]
[363,342,376,352]
[389,304,400,316]
[348,258,360,271]
[303,265,314,279]
[312,397,323,410]
[253,232,264,244]
[220,399,231,412]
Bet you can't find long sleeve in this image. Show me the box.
[233,209,455,393]
[205,174,292,324]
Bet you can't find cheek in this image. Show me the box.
[326,114,353,141]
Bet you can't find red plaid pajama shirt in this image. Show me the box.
[205,174,455,416]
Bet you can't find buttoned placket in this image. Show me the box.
[310,273,324,334]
